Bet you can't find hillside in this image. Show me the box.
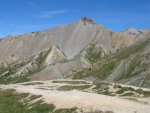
[0,17,149,89]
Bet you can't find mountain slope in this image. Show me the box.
[0,17,150,88]
[0,19,112,62]
[74,35,150,88]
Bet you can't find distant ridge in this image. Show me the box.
[120,27,143,35]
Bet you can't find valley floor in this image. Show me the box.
[0,80,150,113]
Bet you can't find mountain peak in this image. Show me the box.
[81,16,96,25]
[120,27,143,35]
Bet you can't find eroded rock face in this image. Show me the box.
[44,46,67,66]
[0,54,20,68]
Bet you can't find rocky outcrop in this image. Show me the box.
[44,46,67,66]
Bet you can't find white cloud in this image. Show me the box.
[38,10,67,18]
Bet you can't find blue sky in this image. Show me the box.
[0,0,150,38]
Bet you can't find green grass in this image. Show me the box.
[142,91,150,97]
[0,89,79,113]
[27,101,55,113]
[94,61,117,79]
[116,56,142,81]
[85,43,102,63]
[0,59,32,84]
[0,90,27,113]
[93,80,111,86]
[135,89,143,94]
[0,89,52,113]
[0,75,30,84]
[93,84,109,90]
[121,92,134,96]
[0,48,52,84]
[113,39,150,81]
[0,58,30,77]
[101,91,114,96]
[27,47,54,77]
[113,85,135,95]
[22,82,44,85]
[92,83,116,96]
[113,85,150,97]
[84,110,114,113]
[92,83,150,97]
[113,84,150,97]
[52,80,90,85]
[123,97,137,101]
[113,84,122,89]
[113,84,135,91]
[79,38,150,81]
[53,107,78,113]
[58,85,92,91]
[73,69,91,79]
[113,39,149,61]
[73,61,116,80]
